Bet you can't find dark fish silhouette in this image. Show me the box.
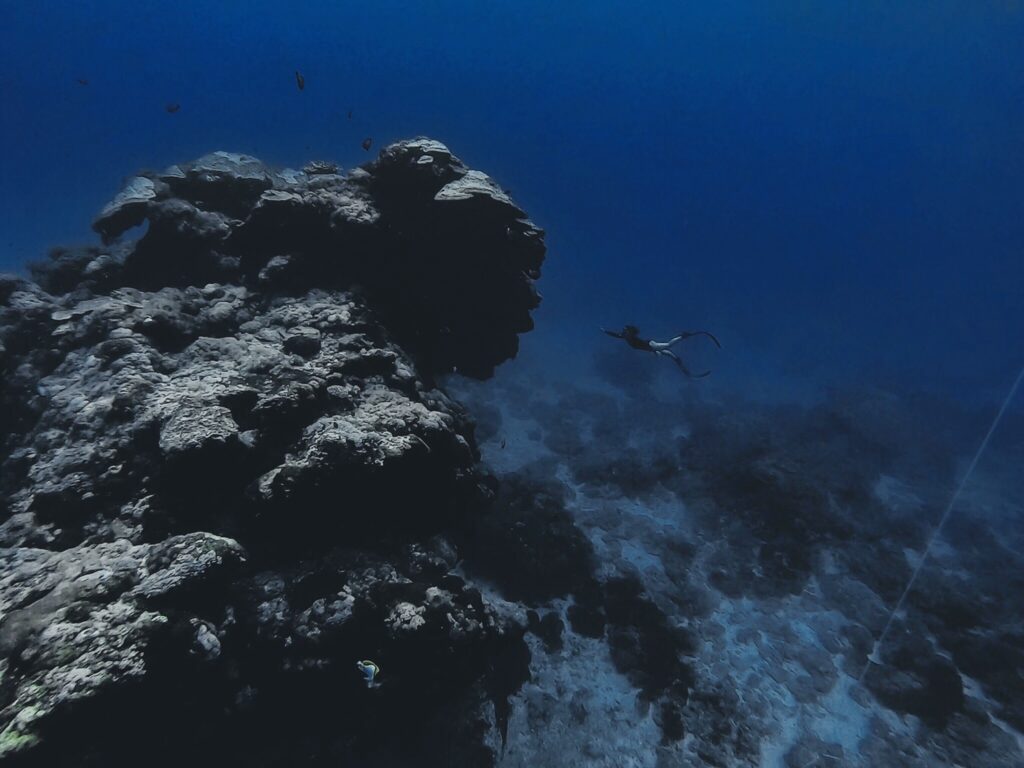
[295,70,305,90]
[165,103,180,113]
[75,78,89,86]
[347,109,353,119]
[500,439,506,449]
[361,137,373,151]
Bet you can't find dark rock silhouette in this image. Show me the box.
[461,474,595,605]
[0,139,545,766]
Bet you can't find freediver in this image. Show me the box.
[602,325,721,378]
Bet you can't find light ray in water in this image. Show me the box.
[858,362,1024,684]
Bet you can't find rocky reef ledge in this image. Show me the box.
[0,140,546,767]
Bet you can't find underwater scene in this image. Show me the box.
[1,2,1023,766]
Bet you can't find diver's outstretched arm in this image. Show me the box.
[667,330,721,348]
[601,328,624,339]
[658,349,711,378]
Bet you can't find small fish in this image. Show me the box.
[75,78,89,86]
[361,137,373,151]
[347,109,353,119]
[356,659,381,688]
[165,103,180,113]
[295,70,305,91]
[500,439,507,450]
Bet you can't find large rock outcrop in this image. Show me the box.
[0,139,545,767]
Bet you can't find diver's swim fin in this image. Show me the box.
[678,330,721,348]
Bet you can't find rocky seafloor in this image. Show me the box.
[1,138,1022,768]
[450,355,1024,767]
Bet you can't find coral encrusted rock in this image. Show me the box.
[0,139,545,767]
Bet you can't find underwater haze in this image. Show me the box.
[1,2,1024,767]
[3,0,1023,398]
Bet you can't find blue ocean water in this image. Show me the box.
[2,0,1022,400]
[2,5,1024,766]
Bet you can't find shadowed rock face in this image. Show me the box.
[0,140,545,767]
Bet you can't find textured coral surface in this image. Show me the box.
[0,140,545,767]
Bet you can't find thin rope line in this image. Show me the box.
[857,364,1024,683]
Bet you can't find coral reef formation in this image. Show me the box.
[0,140,546,767]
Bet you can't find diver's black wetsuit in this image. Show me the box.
[602,325,720,378]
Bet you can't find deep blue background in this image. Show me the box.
[1,0,1022,401]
